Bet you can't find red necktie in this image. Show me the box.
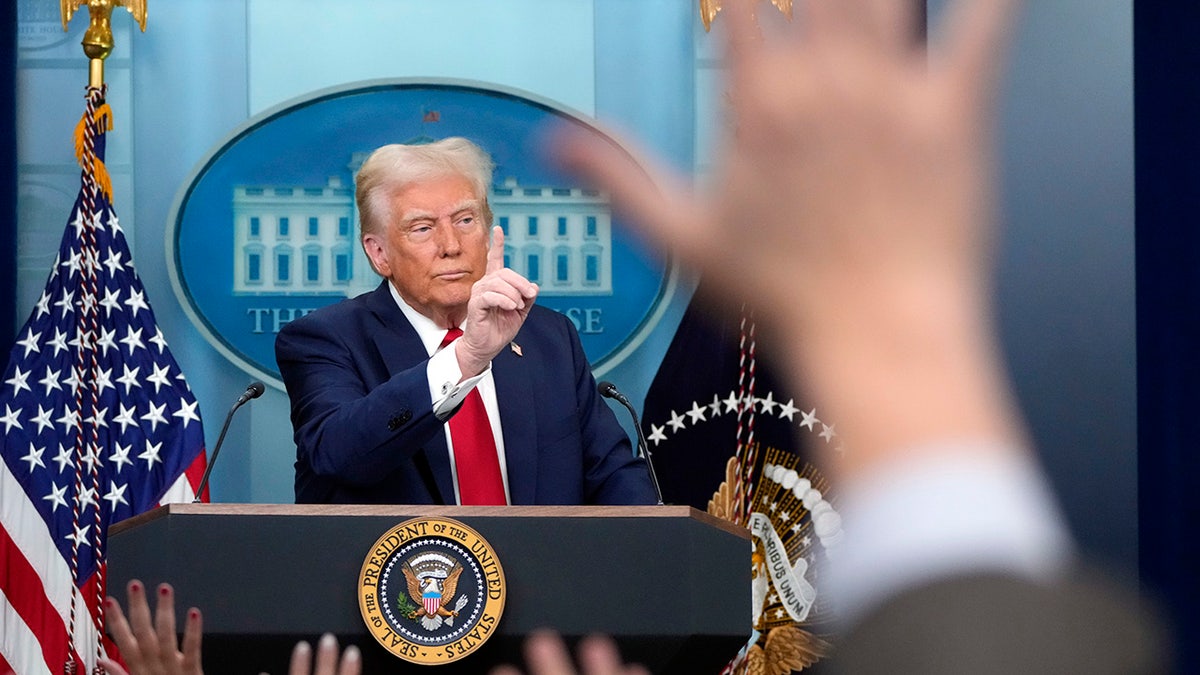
[440,328,506,505]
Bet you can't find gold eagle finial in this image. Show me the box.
[700,0,793,32]
[61,0,148,87]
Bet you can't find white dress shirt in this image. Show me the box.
[389,283,511,505]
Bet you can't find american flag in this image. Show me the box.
[0,88,208,674]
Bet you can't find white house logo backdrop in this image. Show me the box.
[167,80,676,388]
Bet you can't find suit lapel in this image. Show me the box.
[494,342,538,504]
[364,282,455,505]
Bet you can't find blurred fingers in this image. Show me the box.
[522,630,577,675]
[289,640,313,675]
[940,0,1022,106]
[548,124,700,264]
[337,645,361,675]
[313,633,339,675]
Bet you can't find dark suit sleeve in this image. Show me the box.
[832,570,1172,674]
[275,309,445,489]
[558,313,658,505]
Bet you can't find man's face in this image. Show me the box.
[362,173,489,326]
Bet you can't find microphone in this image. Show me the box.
[598,381,665,505]
[193,381,265,503]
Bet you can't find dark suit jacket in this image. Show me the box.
[275,281,656,505]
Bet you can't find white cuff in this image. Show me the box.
[822,443,1075,628]
[428,339,489,419]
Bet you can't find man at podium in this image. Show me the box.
[275,137,656,507]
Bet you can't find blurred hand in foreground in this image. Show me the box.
[491,631,649,675]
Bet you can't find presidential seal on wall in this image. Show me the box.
[358,517,506,665]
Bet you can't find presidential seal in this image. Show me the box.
[358,517,506,665]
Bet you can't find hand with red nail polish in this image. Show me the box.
[98,579,203,675]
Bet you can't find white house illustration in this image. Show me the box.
[231,153,613,299]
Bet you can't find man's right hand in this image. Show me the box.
[457,226,539,378]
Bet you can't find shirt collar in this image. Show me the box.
[387,281,463,357]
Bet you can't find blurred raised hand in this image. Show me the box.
[551,0,1025,480]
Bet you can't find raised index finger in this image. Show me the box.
[487,226,506,275]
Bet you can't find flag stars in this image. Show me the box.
[5,366,31,396]
[120,326,145,354]
[667,410,687,432]
[79,290,97,315]
[141,401,168,432]
[77,485,99,510]
[107,211,123,235]
[56,406,80,432]
[35,290,51,318]
[95,367,115,396]
[139,439,163,469]
[117,366,142,395]
[21,443,46,473]
[778,398,799,421]
[799,408,819,431]
[38,366,62,396]
[723,391,741,414]
[67,329,93,353]
[43,483,69,513]
[647,424,667,446]
[686,401,707,424]
[150,328,169,353]
[0,405,23,433]
[81,445,104,473]
[757,392,778,414]
[110,443,134,473]
[708,394,723,418]
[86,406,110,431]
[146,363,172,393]
[61,250,83,277]
[17,328,42,358]
[819,423,837,443]
[125,289,149,317]
[96,326,117,356]
[103,247,125,275]
[99,287,122,316]
[81,247,102,275]
[52,444,73,474]
[55,289,75,318]
[65,523,92,549]
[48,328,70,357]
[63,367,84,395]
[173,399,201,429]
[31,405,56,435]
[70,209,87,238]
[103,483,129,510]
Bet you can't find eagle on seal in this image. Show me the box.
[403,563,464,630]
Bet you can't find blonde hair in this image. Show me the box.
[355,137,495,239]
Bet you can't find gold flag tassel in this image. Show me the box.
[71,102,115,201]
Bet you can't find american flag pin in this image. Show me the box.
[510,342,523,357]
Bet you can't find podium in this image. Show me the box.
[108,504,751,673]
